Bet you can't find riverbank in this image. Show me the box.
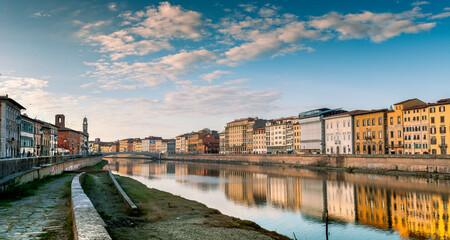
[162,153,450,179]
[83,170,290,240]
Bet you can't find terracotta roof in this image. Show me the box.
[393,98,422,105]
[323,110,369,119]
[351,108,389,116]
[428,98,450,107]
[403,104,429,111]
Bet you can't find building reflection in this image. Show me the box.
[105,159,450,240]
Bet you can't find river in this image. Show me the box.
[104,157,450,240]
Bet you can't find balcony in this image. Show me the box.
[334,140,341,144]
[439,144,448,149]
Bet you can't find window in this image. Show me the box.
[397,116,401,124]
[356,120,360,127]
[378,117,382,125]
[431,127,436,134]
[439,106,445,112]
[373,118,376,126]
[431,137,437,145]
[379,131,382,139]
[390,131,394,138]
[430,107,435,113]
[398,131,401,138]
[431,117,435,124]
[363,119,366,126]
[441,116,445,123]
[390,117,394,125]
[357,132,360,140]
[440,126,446,134]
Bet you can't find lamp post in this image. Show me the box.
[15,115,22,158]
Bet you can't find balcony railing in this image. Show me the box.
[439,144,448,149]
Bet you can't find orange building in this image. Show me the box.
[387,98,426,154]
[403,104,430,154]
[353,109,389,154]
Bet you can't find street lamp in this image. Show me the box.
[15,115,22,158]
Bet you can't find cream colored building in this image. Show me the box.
[266,117,298,154]
[403,105,429,154]
[225,118,265,153]
[176,135,186,153]
[252,126,266,154]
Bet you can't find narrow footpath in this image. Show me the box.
[0,174,73,240]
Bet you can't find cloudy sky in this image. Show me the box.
[1,0,449,141]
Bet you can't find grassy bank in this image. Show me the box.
[82,171,290,240]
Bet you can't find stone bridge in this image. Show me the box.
[102,152,161,159]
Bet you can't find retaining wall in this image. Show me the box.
[0,155,100,179]
[163,154,450,174]
[71,172,111,240]
[0,156,102,192]
[108,171,138,214]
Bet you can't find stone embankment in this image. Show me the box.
[71,172,111,240]
[163,154,450,174]
[0,155,102,192]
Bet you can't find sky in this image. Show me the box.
[1,0,449,141]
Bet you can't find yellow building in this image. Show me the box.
[428,98,450,155]
[353,109,389,154]
[133,139,142,152]
[119,139,129,152]
[388,98,426,154]
[225,118,264,153]
[100,144,111,153]
[293,123,301,153]
[403,104,430,154]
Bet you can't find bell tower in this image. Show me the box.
[55,114,65,128]
[83,117,88,135]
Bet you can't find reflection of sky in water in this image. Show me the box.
[111,167,402,240]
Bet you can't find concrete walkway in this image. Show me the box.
[0,174,73,239]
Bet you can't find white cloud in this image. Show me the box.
[162,84,280,116]
[200,70,231,83]
[31,12,51,18]
[105,97,160,104]
[223,78,250,85]
[308,8,435,42]
[430,12,450,19]
[123,1,204,40]
[411,1,430,6]
[80,82,94,88]
[445,8,450,11]
[84,49,217,89]
[108,3,117,11]
[239,4,257,13]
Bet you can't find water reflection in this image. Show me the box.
[105,158,450,240]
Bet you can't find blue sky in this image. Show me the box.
[1,0,449,141]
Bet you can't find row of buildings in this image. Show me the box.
[0,95,89,158]
[218,98,450,155]
[91,128,221,154]
[94,97,450,156]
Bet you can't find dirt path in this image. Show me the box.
[0,174,73,240]
[83,172,289,240]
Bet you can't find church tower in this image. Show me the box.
[83,117,88,136]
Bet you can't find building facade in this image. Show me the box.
[225,118,260,154]
[353,109,389,155]
[299,108,347,154]
[403,105,429,154]
[324,111,366,155]
[428,98,450,155]
[387,99,426,154]
[20,115,36,157]
[252,127,266,154]
[0,96,25,158]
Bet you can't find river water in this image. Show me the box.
[104,157,450,240]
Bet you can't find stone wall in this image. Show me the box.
[0,156,102,192]
[164,154,450,174]
[0,155,95,179]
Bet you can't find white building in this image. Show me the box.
[50,124,58,156]
[162,139,175,154]
[176,135,186,153]
[20,115,36,157]
[252,126,266,154]
[0,96,25,158]
[299,108,346,154]
[324,111,364,154]
[266,117,298,154]
[141,138,150,152]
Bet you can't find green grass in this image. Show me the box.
[80,160,109,171]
